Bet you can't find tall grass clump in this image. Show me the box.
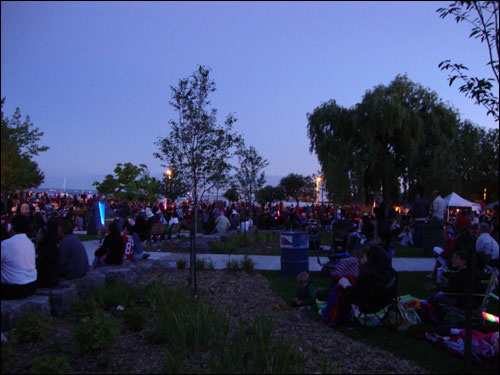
[91,282,144,310]
[225,258,241,272]
[240,256,255,273]
[207,315,305,374]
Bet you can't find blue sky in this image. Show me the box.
[1,1,498,189]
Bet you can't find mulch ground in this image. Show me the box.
[4,269,428,374]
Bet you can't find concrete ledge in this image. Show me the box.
[1,295,51,330]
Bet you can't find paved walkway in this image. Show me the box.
[82,240,434,272]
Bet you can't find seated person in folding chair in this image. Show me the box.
[476,222,499,271]
[431,250,483,310]
[335,237,397,319]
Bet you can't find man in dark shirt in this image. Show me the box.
[58,220,89,279]
[432,250,483,309]
[411,192,430,248]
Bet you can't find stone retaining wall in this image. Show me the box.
[1,258,176,331]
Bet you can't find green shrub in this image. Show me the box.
[176,259,188,270]
[72,311,119,352]
[240,256,255,273]
[225,258,240,272]
[14,312,51,343]
[30,354,72,374]
[195,258,207,271]
[121,306,147,332]
[71,296,99,318]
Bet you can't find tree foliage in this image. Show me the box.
[224,184,240,203]
[255,185,286,205]
[307,74,498,204]
[93,162,161,203]
[154,65,241,290]
[279,173,315,206]
[437,1,499,121]
[235,144,269,203]
[1,98,49,196]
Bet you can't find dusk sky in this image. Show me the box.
[2,1,498,190]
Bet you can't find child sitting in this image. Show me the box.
[290,272,317,310]
[398,225,414,247]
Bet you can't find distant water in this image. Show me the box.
[31,187,97,196]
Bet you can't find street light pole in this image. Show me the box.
[316,176,322,205]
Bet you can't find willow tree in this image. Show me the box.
[307,75,462,204]
[154,65,240,291]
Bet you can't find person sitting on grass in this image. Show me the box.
[427,224,456,282]
[290,271,317,310]
[90,222,124,269]
[398,225,414,247]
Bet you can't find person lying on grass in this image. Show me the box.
[290,271,317,310]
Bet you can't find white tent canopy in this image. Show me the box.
[444,192,475,207]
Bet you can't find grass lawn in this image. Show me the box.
[260,270,499,374]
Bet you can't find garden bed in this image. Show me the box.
[2,269,427,374]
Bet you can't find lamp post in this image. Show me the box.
[316,176,322,205]
[165,169,172,205]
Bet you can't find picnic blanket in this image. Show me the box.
[413,328,499,370]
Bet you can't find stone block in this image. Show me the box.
[151,259,177,273]
[35,283,79,317]
[1,295,51,331]
[100,266,141,285]
[72,271,106,298]
[134,259,154,273]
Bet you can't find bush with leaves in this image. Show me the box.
[72,311,119,352]
[14,312,51,343]
[176,258,188,270]
[121,306,147,332]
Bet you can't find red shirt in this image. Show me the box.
[122,235,135,261]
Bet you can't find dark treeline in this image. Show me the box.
[307,74,499,205]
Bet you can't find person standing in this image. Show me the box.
[431,190,447,225]
[411,191,429,248]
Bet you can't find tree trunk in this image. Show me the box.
[189,180,198,293]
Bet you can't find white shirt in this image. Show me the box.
[476,233,499,260]
[432,196,447,220]
[398,231,414,247]
[1,234,37,285]
[169,217,179,226]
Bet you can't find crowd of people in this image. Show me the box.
[1,189,499,318]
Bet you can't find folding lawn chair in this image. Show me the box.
[439,267,499,326]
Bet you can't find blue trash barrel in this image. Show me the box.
[280,231,309,277]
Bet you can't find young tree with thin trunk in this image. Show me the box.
[154,66,240,291]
